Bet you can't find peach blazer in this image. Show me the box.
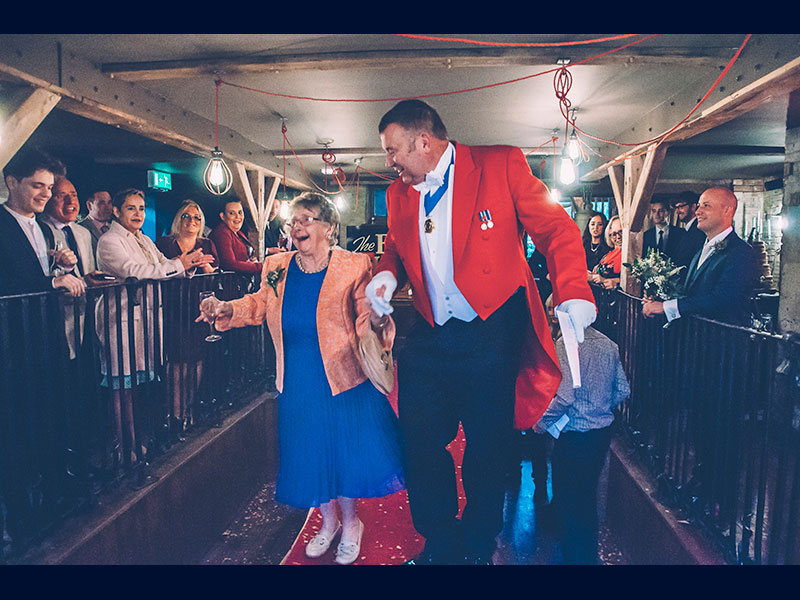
[215,247,396,396]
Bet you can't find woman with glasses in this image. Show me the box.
[197,192,404,565]
[96,189,214,465]
[156,200,219,274]
[590,215,623,290]
[156,200,219,437]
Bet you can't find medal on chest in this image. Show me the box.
[479,210,494,230]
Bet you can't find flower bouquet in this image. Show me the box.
[624,248,685,301]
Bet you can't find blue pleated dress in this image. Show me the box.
[275,259,405,508]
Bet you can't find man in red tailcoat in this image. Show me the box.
[365,99,596,565]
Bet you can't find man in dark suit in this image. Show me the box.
[365,99,596,565]
[642,198,686,265]
[672,190,706,266]
[642,187,759,326]
[0,148,84,544]
[1,148,85,297]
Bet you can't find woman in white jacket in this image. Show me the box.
[96,188,213,464]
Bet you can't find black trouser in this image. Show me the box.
[397,290,526,561]
[551,425,613,565]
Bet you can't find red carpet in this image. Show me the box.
[281,369,466,565]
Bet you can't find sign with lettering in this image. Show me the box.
[346,224,388,258]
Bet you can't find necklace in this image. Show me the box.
[296,252,330,274]
[590,242,600,252]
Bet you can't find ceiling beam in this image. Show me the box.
[0,40,313,191]
[101,46,740,81]
[0,87,61,171]
[583,46,800,182]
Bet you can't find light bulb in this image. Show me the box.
[280,201,290,220]
[209,161,224,186]
[559,157,577,185]
[566,134,581,160]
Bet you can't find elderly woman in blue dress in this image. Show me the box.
[197,192,404,565]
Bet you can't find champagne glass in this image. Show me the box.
[199,290,222,342]
[50,240,64,272]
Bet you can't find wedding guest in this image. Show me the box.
[156,200,219,434]
[642,198,685,264]
[0,148,84,297]
[672,191,705,266]
[96,189,214,464]
[210,200,262,275]
[80,190,113,256]
[534,295,630,565]
[263,198,291,255]
[582,211,611,273]
[198,192,404,565]
[40,177,106,360]
[590,215,622,290]
[642,187,759,326]
[156,200,219,275]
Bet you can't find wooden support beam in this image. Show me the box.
[616,143,668,293]
[232,163,286,261]
[100,46,737,82]
[0,87,61,171]
[608,164,624,218]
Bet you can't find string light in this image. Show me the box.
[202,80,233,196]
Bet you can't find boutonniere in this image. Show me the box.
[709,237,730,259]
[265,266,285,298]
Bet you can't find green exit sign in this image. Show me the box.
[147,170,172,191]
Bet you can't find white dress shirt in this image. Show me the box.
[663,226,732,321]
[4,204,50,275]
[413,142,478,325]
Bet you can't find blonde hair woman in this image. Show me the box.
[590,215,622,290]
[156,200,218,275]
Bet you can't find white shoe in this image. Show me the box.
[335,519,364,565]
[305,521,341,558]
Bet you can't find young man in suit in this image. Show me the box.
[365,99,596,565]
[643,187,759,326]
[0,148,85,297]
[672,190,706,266]
[642,198,686,265]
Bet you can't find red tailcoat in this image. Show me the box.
[377,142,595,429]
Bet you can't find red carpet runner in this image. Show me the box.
[281,372,466,565]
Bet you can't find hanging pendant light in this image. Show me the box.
[202,79,233,196]
[203,147,233,195]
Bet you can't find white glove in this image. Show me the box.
[556,298,597,343]
[365,270,398,317]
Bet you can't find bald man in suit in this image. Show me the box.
[643,187,759,326]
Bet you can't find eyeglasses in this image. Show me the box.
[673,203,689,209]
[288,215,325,228]
[181,214,203,222]
[609,231,623,237]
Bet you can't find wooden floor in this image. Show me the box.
[201,458,628,566]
